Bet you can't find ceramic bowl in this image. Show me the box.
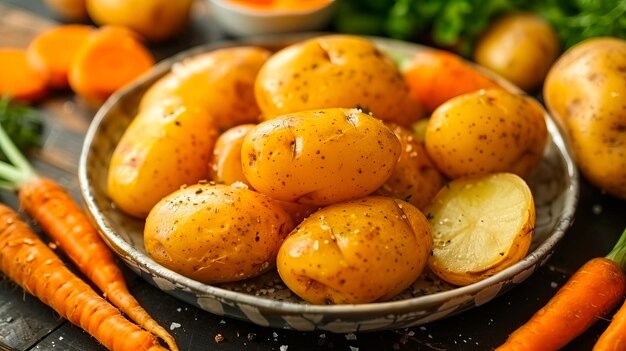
[79,35,579,333]
[209,0,337,37]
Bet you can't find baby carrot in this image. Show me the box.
[0,203,166,351]
[0,121,177,350]
[26,24,94,89]
[0,49,48,103]
[496,228,626,351]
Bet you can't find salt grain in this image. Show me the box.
[170,322,181,330]
[550,281,558,288]
[592,204,603,215]
[345,333,357,340]
[349,347,359,351]
[279,345,288,351]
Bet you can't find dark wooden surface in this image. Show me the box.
[1,1,625,350]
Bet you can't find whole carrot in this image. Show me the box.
[496,228,626,351]
[0,203,166,351]
[0,120,177,350]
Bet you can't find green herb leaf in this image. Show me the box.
[0,95,44,161]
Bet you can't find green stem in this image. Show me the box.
[0,123,38,189]
[606,228,626,272]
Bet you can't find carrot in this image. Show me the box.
[593,228,626,351]
[68,25,155,106]
[0,203,166,351]
[496,228,626,351]
[0,121,177,350]
[26,24,94,89]
[402,49,502,113]
[0,49,48,103]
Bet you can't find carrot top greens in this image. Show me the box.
[0,96,43,164]
[0,110,39,190]
[606,228,626,272]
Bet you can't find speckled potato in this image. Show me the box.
[425,89,547,179]
[544,37,626,199]
[144,183,294,284]
[277,196,432,304]
[209,123,256,186]
[140,46,271,130]
[425,173,534,286]
[255,35,423,126]
[107,98,218,218]
[241,108,401,206]
[376,124,445,210]
[474,12,560,92]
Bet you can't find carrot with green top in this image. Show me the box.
[0,122,178,350]
[496,228,626,351]
[0,203,167,351]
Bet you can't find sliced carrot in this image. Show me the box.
[0,49,48,103]
[68,25,155,106]
[26,24,94,89]
[402,49,502,113]
[0,203,167,351]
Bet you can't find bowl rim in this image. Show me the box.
[79,34,579,318]
[209,0,336,17]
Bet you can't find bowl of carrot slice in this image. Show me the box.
[79,34,579,333]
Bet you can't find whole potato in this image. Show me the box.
[375,124,445,210]
[241,108,401,206]
[145,183,294,284]
[474,12,560,92]
[425,89,548,179]
[140,47,271,130]
[544,37,626,199]
[255,35,423,126]
[209,123,256,186]
[107,98,218,218]
[277,196,432,304]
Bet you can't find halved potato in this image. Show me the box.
[424,172,534,286]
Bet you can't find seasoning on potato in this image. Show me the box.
[140,46,271,130]
[544,37,626,200]
[241,108,402,206]
[107,98,218,218]
[375,124,445,210]
[425,172,535,286]
[277,196,432,304]
[425,89,548,180]
[254,34,423,126]
[144,183,294,284]
[209,123,256,186]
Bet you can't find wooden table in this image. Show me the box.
[1,1,625,350]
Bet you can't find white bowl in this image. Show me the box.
[208,0,337,37]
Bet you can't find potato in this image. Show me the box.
[425,89,548,179]
[255,35,423,126]
[107,98,218,218]
[277,196,432,304]
[375,124,445,210]
[144,183,294,284]
[544,37,626,199]
[140,46,271,129]
[474,12,560,92]
[241,108,401,206]
[425,173,534,286]
[209,123,256,186]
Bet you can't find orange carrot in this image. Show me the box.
[68,25,155,106]
[497,228,626,351]
[0,118,177,350]
[0,203,166,351]
[402,49,502,113]
[26,24,94,89]
[0,49,48,103]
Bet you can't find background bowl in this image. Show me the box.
[209,0,337,37]
[79,35,579,333]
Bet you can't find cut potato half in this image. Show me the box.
[425,172,535,286]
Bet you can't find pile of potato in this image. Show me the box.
[107,35,548,304]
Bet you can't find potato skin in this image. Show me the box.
[107,98,218,218]
[425,89,548,179]
[474,12,560,92]
[277,196,432,304]
[144,183,294,284]
[255,35,423,126]
[376,124,445,210]
[241,108,401,206]
[209,123,256,186]
[140,46,271,129]
[544,37,626,199]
